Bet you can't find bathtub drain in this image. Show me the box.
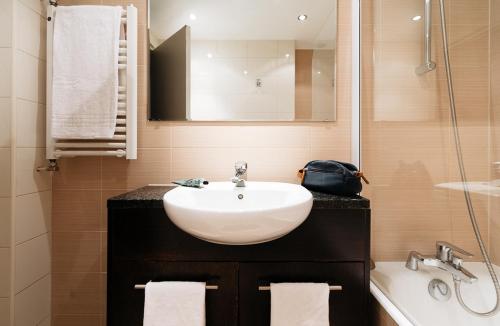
[428,279,451,302]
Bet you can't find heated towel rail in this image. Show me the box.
[46,4,138,160]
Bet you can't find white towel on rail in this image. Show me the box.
[143,281,206,326]
[51,5,122,139]
[270,283,330,326]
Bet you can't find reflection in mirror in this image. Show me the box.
[150,0,337,121]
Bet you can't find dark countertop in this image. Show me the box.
[108,185,370,210]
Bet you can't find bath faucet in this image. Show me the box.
[231,161,247,187]
[406,241,478,283]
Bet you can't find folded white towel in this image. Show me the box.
[271,283,330,326]
[51,5,122,139]
[143,281,206,326]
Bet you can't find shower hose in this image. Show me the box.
[438,0,500,317]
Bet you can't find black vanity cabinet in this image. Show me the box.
[109,261,239,325]
[107,186,370,326]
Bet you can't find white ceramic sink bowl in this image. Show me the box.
[163,181,313,245]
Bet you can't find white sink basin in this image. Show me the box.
[163,181,313,245]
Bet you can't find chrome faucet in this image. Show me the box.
[231,161,247,187]
[406,241,478,283]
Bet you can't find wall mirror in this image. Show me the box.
[149,0,338,121]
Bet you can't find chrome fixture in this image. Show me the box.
[437,0,500,316]
[135,284,218,290]
[36,159,59,172]
[135,283,342,291]
[493,162,500,174]
[231,161,247,187]
[256,78,262,88]
[406,241,478,284]
[428,279,451,301]
[415,0,436,75]
[258,285,342,291]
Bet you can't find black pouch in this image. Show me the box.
[298,160,369,196]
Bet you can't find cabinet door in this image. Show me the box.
[108,261,238,326]
[239,262,367,326]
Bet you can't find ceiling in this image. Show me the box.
[150,0,337,49]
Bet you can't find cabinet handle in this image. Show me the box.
[134,284,219,290]
[258,285,342,291]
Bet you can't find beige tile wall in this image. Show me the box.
[362,0,492,261]
[491,0,500,265]
[13,0,52,325]
[51,0,352,324]
[0,0,13,324]
[0,0,52,325]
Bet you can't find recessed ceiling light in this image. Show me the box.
[285,53,290,58]
[412,15,422,21]
[317,71,322,75]
[298,14,308,22]
[243,70,248,75]
[189,13,197,20]
[206,53,213,58]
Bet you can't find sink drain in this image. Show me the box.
[238,194,244,200]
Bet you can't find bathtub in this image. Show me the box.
[370,262,500,326]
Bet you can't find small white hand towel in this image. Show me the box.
[143,281,206,326]
[51,5,122,139]
[271,283,330,326]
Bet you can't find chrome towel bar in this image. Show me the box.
[258,285,342,291]
[134,284,342,291]
[134,284,219,290]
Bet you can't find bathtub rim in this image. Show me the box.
[371,262,500,325]
[370,279,415,326]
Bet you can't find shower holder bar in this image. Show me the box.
[416,61,436,75]
[416,0,437,75]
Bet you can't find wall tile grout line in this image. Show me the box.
[14,272,50,296]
